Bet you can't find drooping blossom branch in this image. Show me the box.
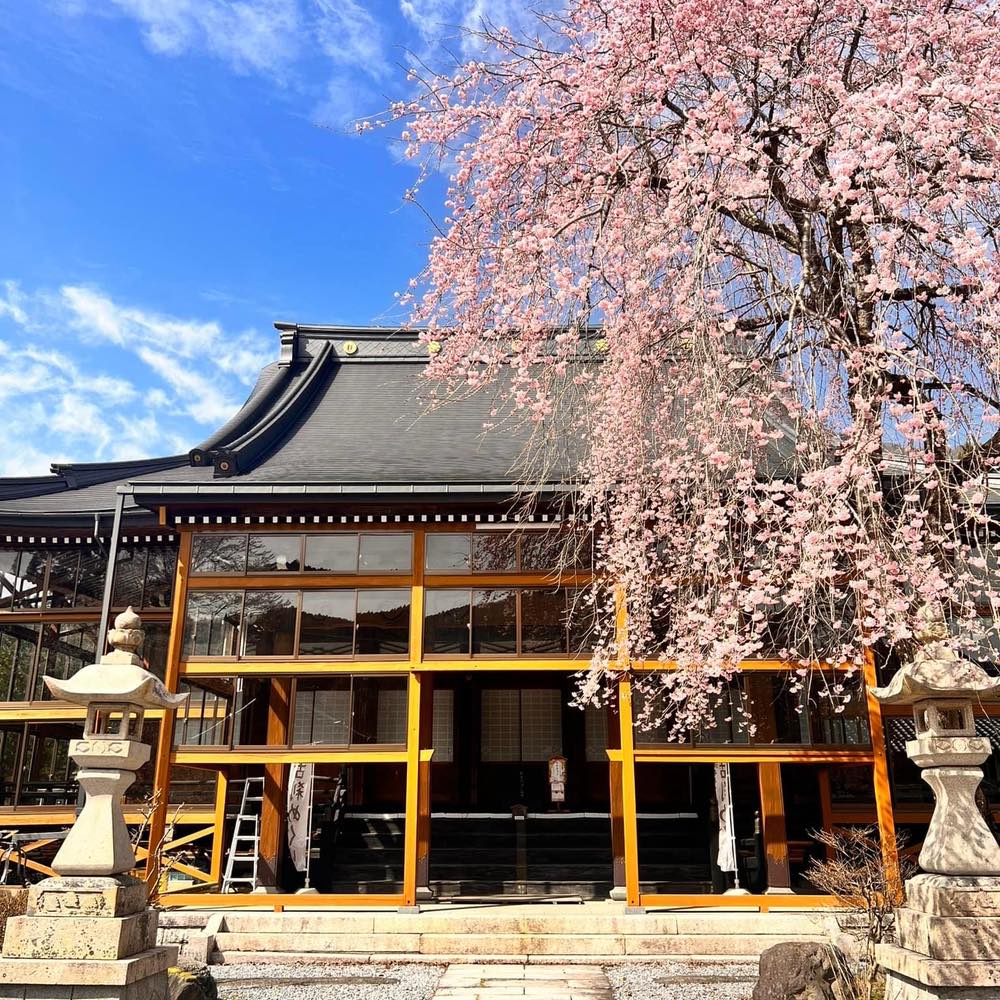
[387,0,1000,737]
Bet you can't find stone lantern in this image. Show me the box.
[0,608,188,1000]
[873,604,1000,1000]
[44,607,189,877]
[872,603,1000,876]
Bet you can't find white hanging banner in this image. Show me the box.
[286,763,314,873]
[714,762,737,873]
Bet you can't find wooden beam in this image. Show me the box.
[758,762,792,893]
[146,529,192,880]
[259,678,292,888]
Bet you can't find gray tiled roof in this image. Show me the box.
[0,326,581,520]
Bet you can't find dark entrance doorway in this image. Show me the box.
[428,671,613,898]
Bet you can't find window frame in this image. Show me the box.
[188,531,415,578]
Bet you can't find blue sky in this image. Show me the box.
[0,0,530,476]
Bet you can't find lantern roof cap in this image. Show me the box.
[873,604,1000,705]
[43,608,188,710]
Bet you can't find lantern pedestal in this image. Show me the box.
[0,876,175,999]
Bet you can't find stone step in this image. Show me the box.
[211,929,825,960]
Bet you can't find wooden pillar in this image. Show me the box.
[145,530,191,882]
[258,678,292,888]
[863,648,901,898]
[209,768,229,886]
[416,673,434,897]
[402,530,427,907]
[402,672,425,907]
[758,762,792,893]
[618,677,640,908]
[607,691,626,898]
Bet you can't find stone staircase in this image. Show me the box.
[158,904,837,964]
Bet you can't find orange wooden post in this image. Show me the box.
[863,647,901,897]
[146,529,191,881]
[758,762,792,892]
[209,768,229,886]
[402,671,424,907]
[618,677,641,908]
[259,678,292,888]
[607,693,627,899]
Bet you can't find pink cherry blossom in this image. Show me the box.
[391,0,1000,738]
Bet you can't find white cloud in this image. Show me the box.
[109,0,302,78]
[65,0,395,126]
[0,279,274,474]
[399,0,542,51]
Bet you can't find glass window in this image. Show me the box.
[351,676,407,744]
[520,589,567,653]
[356,590,410,656]
[247,535,302,573]
[182,591,242,658]
[0,725,21,805]
[0,550,20,609]
[191,534,248,575]
[232,677,274,746]
[74,545,106,608]
[567,590,598,656]
[472,589,516,654]
[424,591,470,654]
[293,676,351,746]
[806,675,870,746]
[19,722,82,806]
[425,534,471,572]
[175,679,232,747]
[240,591,297,657]
[139,621,169,681]
[112,547,146,608]
[519,532,562,572]
[358,533,412,573]
[0,622,40,702]
[304,534,359,573]
[299,591,356,656]
[35,623,98,700]
[143,545,176,608]
[13,551,48,609]
[472,533,516,573]
[45,550,80,609]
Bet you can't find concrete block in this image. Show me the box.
[27,880,146,921]
[2,913,157,962]
[884,969,1000,1000]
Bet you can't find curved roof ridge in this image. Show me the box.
[189,359,293,464]
[209,340,336,477]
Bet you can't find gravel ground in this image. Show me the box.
[606,961,759,1000]
[211,962,444,1000]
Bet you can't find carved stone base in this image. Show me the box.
[26,878,147,920]
[0,946,175,1000]
[878,876,1000,1000]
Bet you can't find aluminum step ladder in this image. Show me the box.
[221,776,264,893]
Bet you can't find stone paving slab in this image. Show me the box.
[432,963,611,1000]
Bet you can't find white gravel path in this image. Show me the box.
[212,961,444,1000]
[606,960,758,1000]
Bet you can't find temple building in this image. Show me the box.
[0,323,995,910]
